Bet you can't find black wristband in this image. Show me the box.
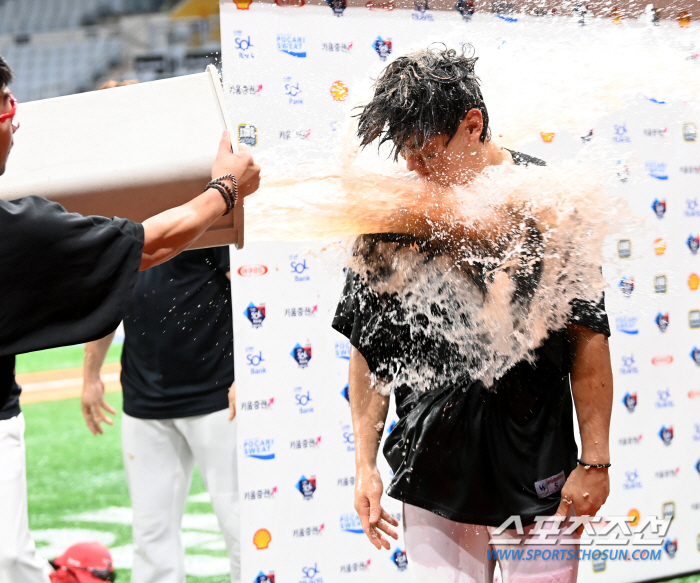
[205,183,232,215]
[577,458,611,469]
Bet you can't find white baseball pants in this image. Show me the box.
[122,408,240,583]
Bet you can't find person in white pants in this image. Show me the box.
[82,247,239,583]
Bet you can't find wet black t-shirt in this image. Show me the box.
[120,248,234,420]
[332,152,611,527]
[0,355,20,421]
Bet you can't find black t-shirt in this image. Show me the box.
[120,248,234,419]
[332,152,611,527]
[0,196,144,357]
[0,355,20,421]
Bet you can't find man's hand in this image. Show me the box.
[555,465,610,531]
[81,376,116,436]
[228,382,236,421]
[211,133,261,199]
[355,466,399,550]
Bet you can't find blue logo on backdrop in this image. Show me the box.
[387,420,397,433]
[283,77,303,105]
[244,438,275,460]
[694,424,700,442]
[342,424,355,452]
[696,459,700,475]
[325,0,347,16]
[246,347,266,374]
[655,313,669,332]
[647,162,669,180]
[341,384,350,402]
[290,255,310,281]
[613,124,631,143]
[335,340,351,360]
[291,343,312,368]
[244,303,266,328]
[296,475,317,500]
[255,572,274,583]
[392,549,408,571]
[664,539,678,558]
[277,34,306,57]
[412,0,434,18]
[616,316,639,335]
[372,37,392,61]
[620,355,638,374]
[623,469,642,489]
[340,513,364,534]
[294,387,314,413]
[233,31,255,59]
[691,347,700,366]
[655,389,674,408]
[300,564,323,582]
[687,199,700,217]
[622,392,638,412]
[659,426,674,445]
[619,277,634,297]
[652,199,667,218]
[688,235,700,254]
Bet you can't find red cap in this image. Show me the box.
[52,542,114,583]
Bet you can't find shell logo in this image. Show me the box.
[628,508,640,527]
[540,132,555,143]
[253,528,272,549]
[654,238,666,255]
[234,0,253,8]
[689,273,700,290]
[611,7,623,24]
[330,81,349,102]
[678,11,691,28]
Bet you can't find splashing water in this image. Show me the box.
[235,13,699,389]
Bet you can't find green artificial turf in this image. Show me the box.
[16,342,124,374]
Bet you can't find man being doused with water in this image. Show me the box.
[333,46,613,583]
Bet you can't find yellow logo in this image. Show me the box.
[540,132,555,143]
[678,11,691,27]
[689,273,700,290]
[234,0,253,9]
[611,7,623,24]
[253,528,271,549]
[628,508,640,527]
[330,81,349,102]
[654,238,666,256]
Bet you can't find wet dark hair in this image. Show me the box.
[357,44,490,160]
[0,55,13,89]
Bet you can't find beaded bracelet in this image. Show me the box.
[214,174,239,208]
[577,459,611,469]
[206,182,232,215]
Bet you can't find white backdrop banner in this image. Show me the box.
[221,3,700,582]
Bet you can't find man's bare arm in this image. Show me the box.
[556,324,612,518]
[349,346,398,550]
[81,331,116,435]
[139,132,260,270]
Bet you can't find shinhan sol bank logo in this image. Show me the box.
[244,303,266,328]
[244,438,275,460]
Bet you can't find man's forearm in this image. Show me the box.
[568,324,613,463]
[349,347,390,470]
[83,331,116,382]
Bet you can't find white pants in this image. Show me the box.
[404,503,579,583]
[122,409,240,583]
[0,413,51,583]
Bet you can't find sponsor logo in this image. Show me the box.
[372,36,392,61]
[686,199,700,217]
[337,475,355,487]
[656,388,674,408]
[619,277,634,296]
[655,312,669,332]
[647,162,669,180]
[644,128,668,137]
[534,471,566,499]
[455,0,475,20]
[690,310,700,328]
[659,425,674,445]
[339,561,371,573]
[654,238,667,255]
[279,129,311,140]
[392,549,408,571]
[366,0,395,9]
[694,424,700,441]
[254,572,275,583]
[300,564,324,583]
[244,487,277,501]
[241,398,274,412]
[246,347,266,374]
[618,239,631,258]
[291,343,312,368]
[340,513,364,534]
[294,387,314,413]
[690,274,700,290]
[229,83,263,95]
[322,42,352,52]
[290,436,322,450]
[652,355,674,365]
[688,236,700,255]
[654,274,668,293]
[277,34,306,57]
[253,529,272,550]
[651,198,667,218]
[628,509,640,527]
[655,467,680,478]
[342,424,355,452]
[341,384,350,402]
[296,475,317,500]
[540,132,555,143]
[234,0,253,8]
[233,31,255,58]
[620,354,638,374]
[289,255,310,281]
[678,10,691,27]
[664,539,678,558]
[238,123,258,147]
[283,76,303,105]
[276,0,305,6]
[692,347,700,365]
[613,124,631,143]
[616,316,638,335]
[325,0,347,16]
[285,305,317,318]
[292,523,324,536]
[335,340,351,360]
[696,459,700,475]
[689,390,700,399]
[592,557,606,573]
[412,0,434,19]
[245,438,275,460]
[680,165,700,174]
[244,303,266,328]
[622,392,638,412]
[616,160,630,182]
[623,469,642,489]
[330,80,349,102]
[581,129,594,143]
[238,264,268,276]
[619,434,642,445]
[684,122,698,142]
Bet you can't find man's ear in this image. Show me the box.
[458,109,484,143]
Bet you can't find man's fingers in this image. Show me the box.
[375,519,399,541]
[218,130,232,156]
[554,498,571,517]
[380,509,399,527]
[101,399,116,415]
[369,503,382,526]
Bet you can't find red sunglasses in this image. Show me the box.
[0,93,18,124]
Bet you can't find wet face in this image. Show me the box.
[399,108,486,187]
[0,86,18,176]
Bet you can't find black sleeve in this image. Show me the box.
[569,294,611,337]
[0,196,144,356]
